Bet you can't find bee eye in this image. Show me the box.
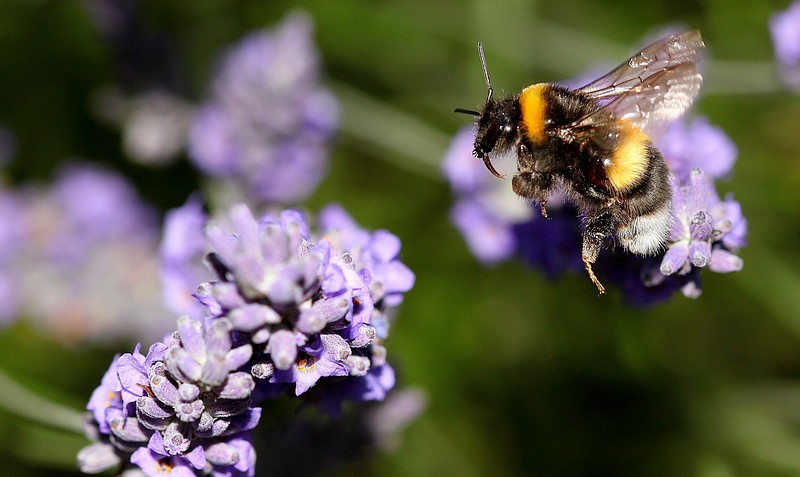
[477,114,510,157]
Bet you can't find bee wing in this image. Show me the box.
[559,31,705,150]
[576,30,704,101]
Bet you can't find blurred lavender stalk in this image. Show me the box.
[770,1,800,90]
[0,163,174,342]
[188,12,339,207]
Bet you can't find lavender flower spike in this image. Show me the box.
[660,169,745,297]
[771,1,800,90]
[79,319,260,476]
[82,202,414,474]
[188,11,338,205]
[197,203,413,401]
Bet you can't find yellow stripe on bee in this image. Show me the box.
[606,121,650,192]
[519,84,548,145]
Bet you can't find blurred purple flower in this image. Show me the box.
[442,126,533,265]
[770,1,800,90]
[91,87,195,166]
[188,12,338,205]
[50,163,158,259]
[0,190,25,324]
[160,197,212,319]
[512,206,584,277]
[658,116,737,180]
[442,127,491,194]
[366,387,427,452]
[0,162,173,342]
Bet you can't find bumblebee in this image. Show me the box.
[456,30,705,294]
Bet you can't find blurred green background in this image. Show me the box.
[2,0,800,475]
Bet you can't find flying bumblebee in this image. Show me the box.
[456,30,705,294]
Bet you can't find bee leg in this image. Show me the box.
[583,259,605,295]
[540,200,549,218]
[581,208,616,295]
[512,171,552,204]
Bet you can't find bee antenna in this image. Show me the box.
[477,42,493,103]
[453,108,480,116]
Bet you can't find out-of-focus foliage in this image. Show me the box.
[2,0,800,476]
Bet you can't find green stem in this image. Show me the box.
[0,367,84,433]
[331,81,451,180]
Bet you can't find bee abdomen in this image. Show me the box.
[617,200,672,255]
[616,146,673,256]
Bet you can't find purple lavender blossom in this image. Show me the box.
[79,342,165,474]
[188,12,338,205]
[770,1,800,90]
[317,204,416,310]
[659,169,745,297]
[50,163,158,259]
[657,116,737,180]
[82,200,414,475]
[0,162,173,342]
[160,197,212,319]
[197,203,412,401]
[79,322,260,476]
[512,206,584,278]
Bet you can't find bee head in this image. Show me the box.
[453,42,512,179]
[475,100,517,154]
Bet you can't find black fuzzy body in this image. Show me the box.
[472,83,673,291]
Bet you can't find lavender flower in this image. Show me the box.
[770,1,800,90]
[198,203,413,400]
[188,12,338,205]
[0,189,25,324]
[0,162,173,342]
[658,116,737,180]
[160,197,212,319]
[317,204,416,311]
[79,321,260,476]
[81,202,415,475]
[659,169,745,297]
